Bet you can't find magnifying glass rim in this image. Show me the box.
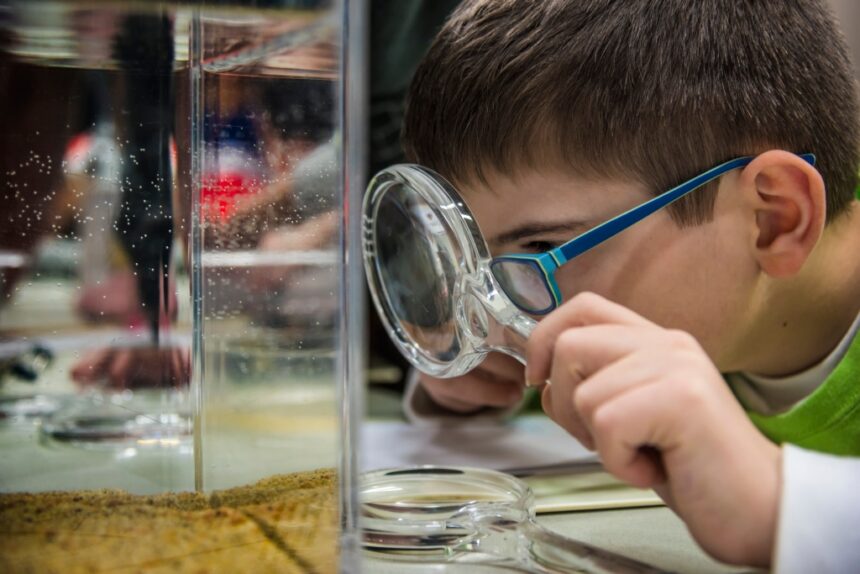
[362,164,491,377]
[362,465,530,498]
[360,465,533,522]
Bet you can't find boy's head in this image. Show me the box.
[401,0,860,373]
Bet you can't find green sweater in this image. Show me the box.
[748,329,860,455]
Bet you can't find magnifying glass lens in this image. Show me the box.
[373,181,461,363]
[364,165,536,378]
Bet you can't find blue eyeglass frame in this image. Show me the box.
[490,153,817,315]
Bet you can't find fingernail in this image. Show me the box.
[524,367,539,387]
[526,378,549,388]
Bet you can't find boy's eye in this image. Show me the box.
[521,240,557,253]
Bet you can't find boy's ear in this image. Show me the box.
[739,150,826,278]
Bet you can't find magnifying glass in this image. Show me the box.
[362,167,669,571]
[362,165,537,378]
[361,466,664,573]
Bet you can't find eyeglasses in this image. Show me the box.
[490,153,816,315]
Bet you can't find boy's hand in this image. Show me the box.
[418,353,525,414]
[527,293,780,567]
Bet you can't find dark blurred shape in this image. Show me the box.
[261,77,335,144]
[374,187,453,329]
[112,12,175,342]
[1,345,54,384]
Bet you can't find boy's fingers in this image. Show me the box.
[108,350,132,389]
[542,352,594,448]
[526,293,654,384]
[590,382,681,488]
[528,323,656,388]
[70,348,112,383]
[572,350,663,426]
[544,343,669,450]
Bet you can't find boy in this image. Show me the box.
[397,0,860,569]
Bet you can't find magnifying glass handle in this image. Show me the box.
[521,519,667,574]
[468,507,667,573]
[488,311,537,366]
[501,312,536,364]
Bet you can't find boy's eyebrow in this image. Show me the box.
[489,220,589,247]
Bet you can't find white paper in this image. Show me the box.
[361,416,598,472]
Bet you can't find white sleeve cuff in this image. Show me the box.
[402,368,525,426]
[774,444,860,573]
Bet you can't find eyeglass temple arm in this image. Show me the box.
[552,153,816,264]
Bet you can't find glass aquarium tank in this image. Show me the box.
[0,0,363,572]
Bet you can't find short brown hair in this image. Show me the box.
[402,0,860,225]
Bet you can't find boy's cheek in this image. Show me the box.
[554,251,616,303]
[551,245,698,333]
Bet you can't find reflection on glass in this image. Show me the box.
[0,3,348,569]
[195,7,341,492]
[44,10,192,444]
[0,4,192,459]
